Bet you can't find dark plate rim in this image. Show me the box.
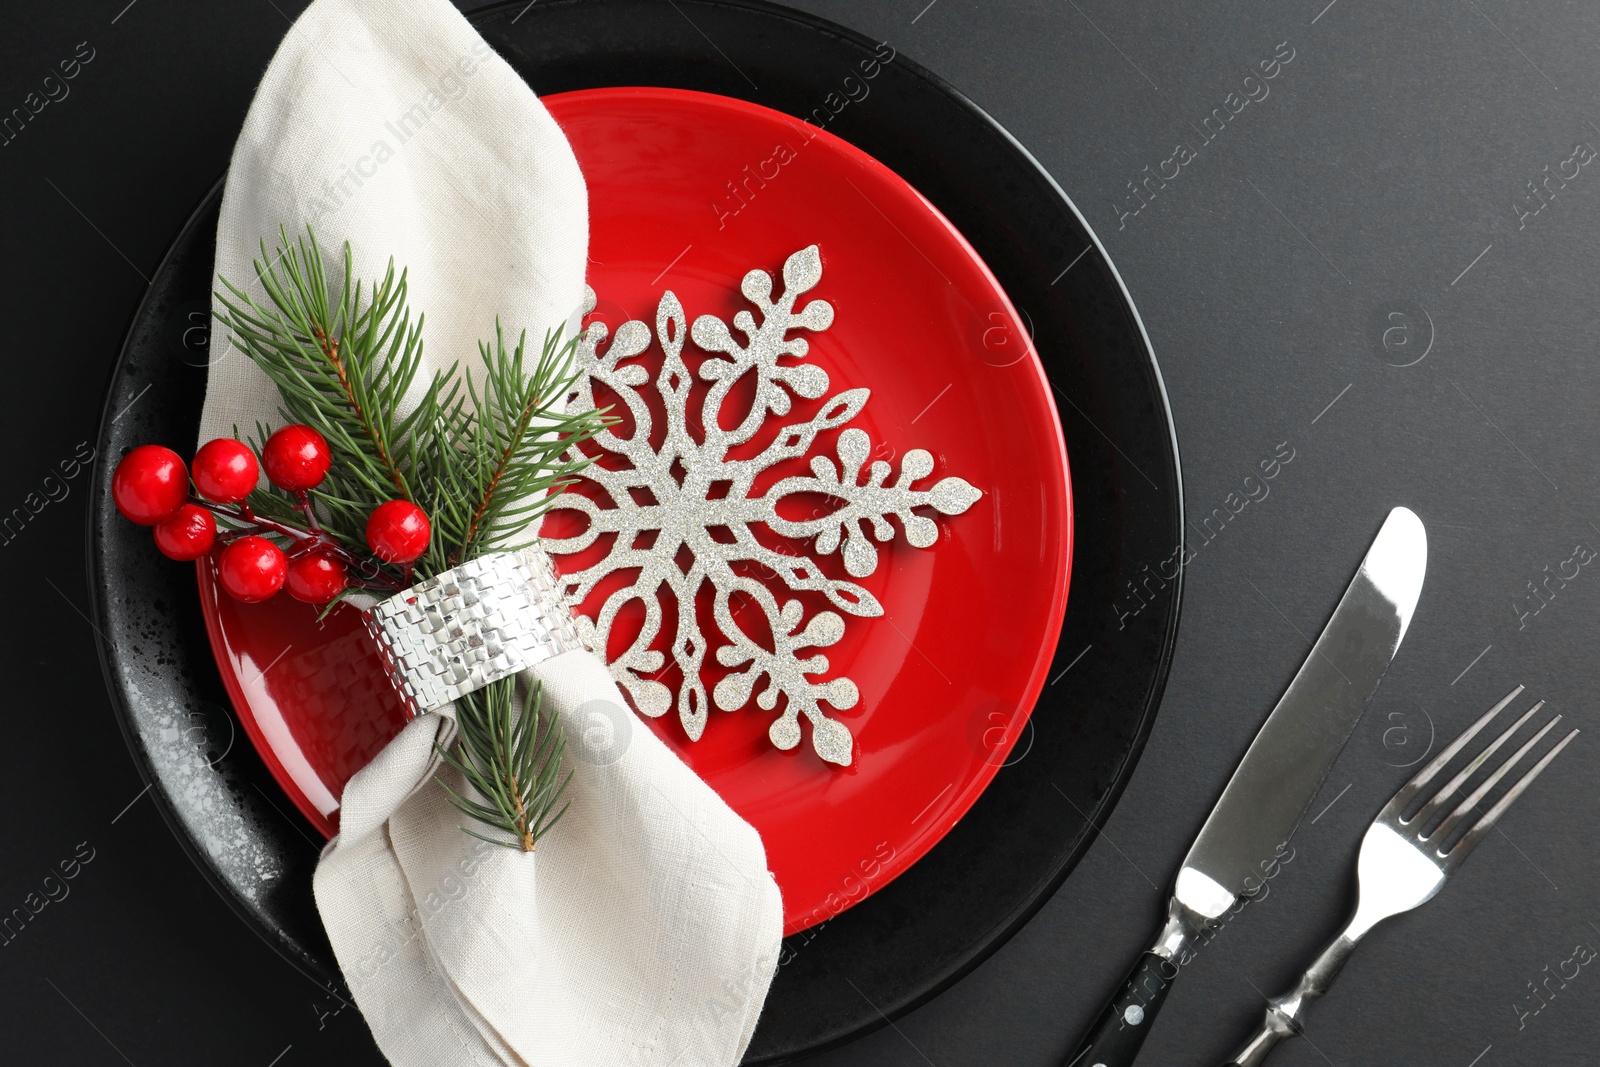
[87,172,349,983]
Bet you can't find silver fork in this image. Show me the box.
[1222,685,1578,1067]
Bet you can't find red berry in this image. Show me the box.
[192,438,259,503]
[262,425,331,492]
[286,553,348,605]
[112,445,190,525]
[366,500,430,563]
[217,535,287,602]
[153,505,216,561]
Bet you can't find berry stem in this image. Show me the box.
[293,490,324,534]
[189,497,405,594]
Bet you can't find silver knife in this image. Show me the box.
[1064,506,1427,1067]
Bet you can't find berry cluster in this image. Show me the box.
[111,424,430,605]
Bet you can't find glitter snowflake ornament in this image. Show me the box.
[545,246,981,766]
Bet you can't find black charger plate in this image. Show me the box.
[88,1,1184,1061]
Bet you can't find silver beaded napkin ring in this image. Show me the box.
[364,551,584,717]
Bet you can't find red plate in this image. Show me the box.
[198,87,1070,935]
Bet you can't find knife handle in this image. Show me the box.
[1062,950,1178,1067]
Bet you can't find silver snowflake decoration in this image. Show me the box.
[544,246,981,766]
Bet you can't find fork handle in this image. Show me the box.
[1220,924,1364,1067]
[1218,1004,1297,1067]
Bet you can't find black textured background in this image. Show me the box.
[4,1,1598,1064]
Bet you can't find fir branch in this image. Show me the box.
[435,678,571,851]
[215,226,605,850]
[215,227,436,508]
[311,323,406,496]
[441,322,607,567]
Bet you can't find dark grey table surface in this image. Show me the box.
[4,0,1598,1064]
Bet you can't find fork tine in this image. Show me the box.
[1409,701,1544,829]
[1441,728,1579,864]
[1384,685,1525,821]
[1427,714,1560,845]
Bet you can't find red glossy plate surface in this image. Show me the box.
[198,87,1070,935]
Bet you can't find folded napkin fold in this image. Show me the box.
[200,1,783,1063]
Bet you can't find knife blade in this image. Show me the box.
[1064,506,1427,1067]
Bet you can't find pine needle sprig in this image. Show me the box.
[216,227,438,506]
[435,680,572,852]
[214,226,605,851]
[439,321,606,568]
